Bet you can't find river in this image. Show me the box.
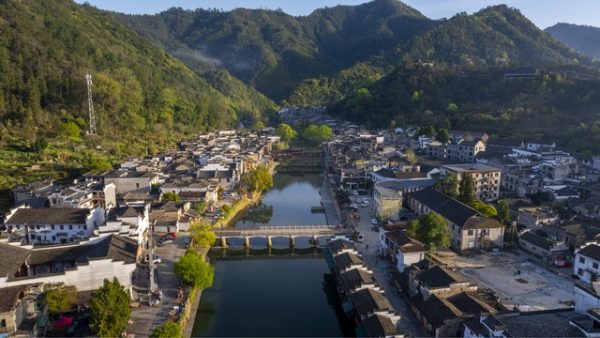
[191,172,355,337]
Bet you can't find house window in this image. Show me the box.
[60,225,64,230]
[594,262,599,269]
[468,230,474,236]
[580,257,586,264]
[69,225,73,230]
[51,225,55,230]
[578,268,584,276]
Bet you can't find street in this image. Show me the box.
[127,233,190,337]
[348,197,426,337]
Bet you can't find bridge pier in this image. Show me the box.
[220,237,228,248]
[289,236,295,248]
[244,236,250,248]
[266,236,272,248]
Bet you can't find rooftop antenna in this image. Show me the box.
[85,72,97,135]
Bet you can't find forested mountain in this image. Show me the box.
[113,0,433,100]
[116,2,585,103]
[0,0,275,190]
[546,23,600,59]
[0,0,275,139]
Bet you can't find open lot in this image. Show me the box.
[433,249,574,311]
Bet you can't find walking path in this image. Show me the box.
[348,199,426,337]
[320,175,340,225]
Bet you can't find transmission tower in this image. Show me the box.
[85,73,97,135]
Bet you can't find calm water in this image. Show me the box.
[234,172,327,227]
[191,172,354,337]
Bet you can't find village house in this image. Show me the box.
[0,235,138,293]
[518,229,569,261]
[440,164,502,201]
[407,188,505,253]
[0,284,47,338]
[516,206,558,229]
[3,207,105,245]
[428,139,487,163]
[378,229,426,272]
[373,178,435,220]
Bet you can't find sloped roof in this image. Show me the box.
[349,288,394,318]
[6,208,89,225]
[578,244,600,261]
[362,314,400,338]
[340,268,376,290]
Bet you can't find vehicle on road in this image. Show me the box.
[157,239,173,246]
[357,234,364,243]
[370,218,378,225]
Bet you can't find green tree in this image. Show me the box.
[436,128,450,144]
[45,283,77,314]
[217,186,225,200]
[195,201,207,213]
[497,200,511,225]
[189,222,216,249]
[59,121,81,139]
[302,124,333,144]
[459,175,476,204]
[32,137,49,152]
[470,200,498,218]
[241,165,273,198]
[276,123,297,143]
[90,278,131,338]
[252,120,265,131]
[175,250,214,289]
[447,102,459,113]
[84,154,113,172]
[406,212,451,251]
[405,148,418,165]
[435,173,459,198]
[151,321,182,338]
[161,192,180,202]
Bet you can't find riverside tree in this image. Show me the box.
[407,212,451,251]
[276,123,297,143]
[241,165,273,198]
[175,249,214,289]
[151,321,182,338]
[90,278,131,338]
[189,222,216,249]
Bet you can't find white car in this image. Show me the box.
[356,234,364,243]
[370,218,378,225]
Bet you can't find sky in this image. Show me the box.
[75,0,600,29]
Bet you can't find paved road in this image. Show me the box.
[127,233,190,337]
[348,198,426,337]
[320,175,340,225]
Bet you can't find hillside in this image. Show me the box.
[0,0,272,190]
[114,0,433,100]
[546,23,600,59]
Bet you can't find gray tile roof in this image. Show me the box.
[362,314,400,338]
[5,208,89,225]
[349,288,394,318]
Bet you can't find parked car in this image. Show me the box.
[356,234,364,243]
[370,218,378,225]
[158,239,173,246]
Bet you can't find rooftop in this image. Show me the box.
[5,208,90,225]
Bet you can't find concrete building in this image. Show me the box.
[373,178,435,220]
[440,164,502,201]
[575,243,600,283]
[407,188,504,253]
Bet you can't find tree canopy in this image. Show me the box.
[151,321,182,338]
[175,250,214,289]
[458,175,477,204]
[407,212,451,251]
[240,165,273,198]
[276,123,297,143]
[470,200,498,218]
[90,278,131,338]
[301,124,333,144]
[497,200,511,225]
[45,283,77,314]
[189,222,216,249]
[435,173,459,198]
[161,192,181,202]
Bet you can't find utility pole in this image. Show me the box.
[85,73,97,135]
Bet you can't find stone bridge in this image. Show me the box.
[213,225,353,248]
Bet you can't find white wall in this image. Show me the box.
[0,259,135,293]
[575,284,600,313]
[575,249,600,283]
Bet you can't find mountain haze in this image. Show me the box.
[546,23,600,59]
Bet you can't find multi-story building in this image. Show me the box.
[378,229,425,272]
[575,243,600,283]
[407,188,504,253]
[3,206,105,245]
[440,163,502,201]
[428,140,486,162]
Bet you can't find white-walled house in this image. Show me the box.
[379,229,425,272]
[0,235,137,293]
[575,243,600,283]
[3,206,105,245]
